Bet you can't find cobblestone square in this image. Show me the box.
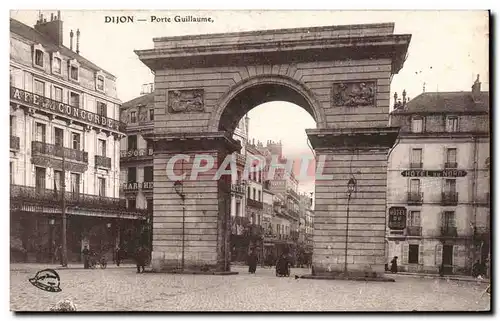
[10,264,491,312]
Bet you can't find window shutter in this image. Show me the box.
[402,243,409,264]
[419,243,424,265]
[435,244,443,266]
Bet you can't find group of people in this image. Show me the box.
[247,249,293,277]
[80,244,150,272]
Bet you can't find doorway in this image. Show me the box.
[442,245,453,274]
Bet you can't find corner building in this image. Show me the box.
[386,78,490,275]
[9,14,145,263]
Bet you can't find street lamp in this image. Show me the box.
[344,177,357,274]
[174,180,186,271]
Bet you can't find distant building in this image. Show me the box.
[386,76,490,275]
[9,13,144,263]
[119,89,155,250]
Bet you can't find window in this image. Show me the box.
[149,109,154,121]
[253,188,256,200]
[10,116,14,136]
[410,179,420,194]
[247,186,251,198]
[128,199,136,209]
[70,65,79,81]
[235,201,241,217]
[444,179,456,194]
[53,170,62,192]
[411,117,424,133]
[98,177,106,197]
[69,92,80,108]
[128,167,137,182]
[130,111,137,123]
[446,116,459,132]
[127,135,137,150]
[70,173,80,194]
[97,75,104,91]
[97,102,107,117]
[408,244,419,264]
[408,211,421,227]
[54,128,64,147]
[34,50,44,67]
[35,167,46,192]
[443,211,456,227]
[53,57,61,74]
[144,166,153,182]
[10,162,13,185]
[446,148,457,167]
[35,123,46,142]
[71,132,81,150]
[98,139,106,157]
[34,80,45,96]
[411,148,422,168]
[54,86,63,102]
[147,199,153,212]
[258,190,262,202]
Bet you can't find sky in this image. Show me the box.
[9,10,489,194]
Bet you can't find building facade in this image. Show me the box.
[119,86,156,251]
[10,14,145,263]
[386,77,490,275]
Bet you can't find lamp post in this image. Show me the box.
[61,146,68,267]
[49,217,55,263]
[344,177,357,274]
[174,180,186,271]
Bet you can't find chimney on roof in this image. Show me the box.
[70,30,74,51]
[34,11,64,46]
[76,29,81,54]
[472,74,481,102]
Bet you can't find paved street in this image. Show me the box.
[11,264,490,312]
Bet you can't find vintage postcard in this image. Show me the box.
[9,9,490,312]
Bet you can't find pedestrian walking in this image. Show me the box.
[82,246,90,269]
[248,249,258,274]
[135,245,147,273]
[390,256,398,274]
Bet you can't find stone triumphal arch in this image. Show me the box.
[136,23,411,277]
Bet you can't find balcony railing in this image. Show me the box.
[444,162,458,169]
[407,192,423,205]
[441,192,458,206]
[95,155,111,169]
[231,183,245,195]
[10,136,20,151]
[440,226,458,237]
[410,162,423,169]
[287,188,300,200]
[10,86,126,132]
[10,184,146,215]
[405,226,422,236]
[32,141,88,163]
[247,198,264,209]
[120,148,154,162]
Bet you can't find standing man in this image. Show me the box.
[82,245,90,269]
[135,245,147,273]
[248,249,258,274]
[115,246,122,267]
[390,256,398,274]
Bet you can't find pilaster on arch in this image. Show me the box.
[208,74,326,132]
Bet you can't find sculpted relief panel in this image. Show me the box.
[332,81,376,107]
[168,89,204,113]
